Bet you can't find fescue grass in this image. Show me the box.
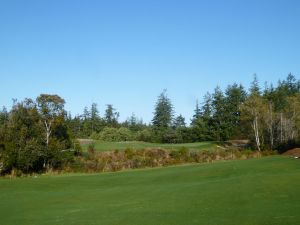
[0,156,300,225]
[81,140,217,152]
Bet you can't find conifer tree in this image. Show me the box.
[152,90,174,130]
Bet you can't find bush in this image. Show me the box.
[117,127,134,141]
[92,127,135,142]
[87,142,96,159]
[90,132,99,140]
[137,129,152,142]
[73,139,83,156]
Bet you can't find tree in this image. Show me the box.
[125,113,145,132]
[90,103,103,133]
[211,87,227,141]
[224,83,247,139]
[285,73,298,95]
[263,83,275,149]
[36,94,67,168]
[281,94,300,142]
[81,106,91,137]
[0,99,45,174]
[191,100,201,126]
[105,104,119,127]
[241,95,267,151]
[249,74,261,96]
[0,107,8,127]
[200,92,213,129]
[241,77,266,151]
[152,90,173,130]
[36,94,66,149]
[190,93,213,142]
[174,114,186,128]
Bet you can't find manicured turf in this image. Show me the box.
[81,140,217,152]
[0,156,300,225]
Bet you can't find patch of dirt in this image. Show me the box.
[283,148,300,157]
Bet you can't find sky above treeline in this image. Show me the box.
[0,0,299,123]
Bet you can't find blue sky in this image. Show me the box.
[0,0,299,123]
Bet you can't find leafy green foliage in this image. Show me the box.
[0,96,75,175]
[92,127,135,142]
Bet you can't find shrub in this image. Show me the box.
[117,127,134,141]
[137,129,152,142]
[93,127,135,142]
[87,142,96,159]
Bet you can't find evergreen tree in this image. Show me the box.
[211,86,227,141]
[201,93,213,123]
[0,106,8,127]
[224,83,247,139]
[83,107,90,120]
[249,74,261,96]
[90,103,102,133]
[125,113,145,132]
[191,100,201,125]
[90,103,99,122]
[190,93,212,142]
[105,104,119,127]
[174,114,186,128]
[285,73,298,95]
[152,90,174,130]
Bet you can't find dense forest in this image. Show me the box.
[0,74,299,174]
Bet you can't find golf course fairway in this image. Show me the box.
[0,156,299,225]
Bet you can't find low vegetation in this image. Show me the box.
[68,147,273,173]
[80,140,217,152]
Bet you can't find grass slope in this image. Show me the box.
[81,140,217,152]
[0,156,300,225]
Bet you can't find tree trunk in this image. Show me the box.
[252,114,261,152]
[44,120,52,148]
[269,102,274,150]
[43,120,52,168]
[280,112,283,143]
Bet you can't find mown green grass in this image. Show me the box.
[81,140,217,152]
[0,156,300,225]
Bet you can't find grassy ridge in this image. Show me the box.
[1,156,300,225]
[81,140,217,152]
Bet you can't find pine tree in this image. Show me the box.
[191,100,201,125]
[152,90,174,130]
[211,86,227,141]
[105,104,119,127]
[174,114,186,128]
[90,103,102,132]
[0,106,8,126]
[249,74,261,96]
[224,83,247,139]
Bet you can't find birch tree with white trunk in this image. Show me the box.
[36,94,65,167]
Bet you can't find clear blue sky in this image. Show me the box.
[0,0,299,123]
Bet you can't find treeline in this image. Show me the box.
[66,74,300,150]
[0,74,300,175]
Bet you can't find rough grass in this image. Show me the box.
[0,156,300,225]
[80,140,217,152]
